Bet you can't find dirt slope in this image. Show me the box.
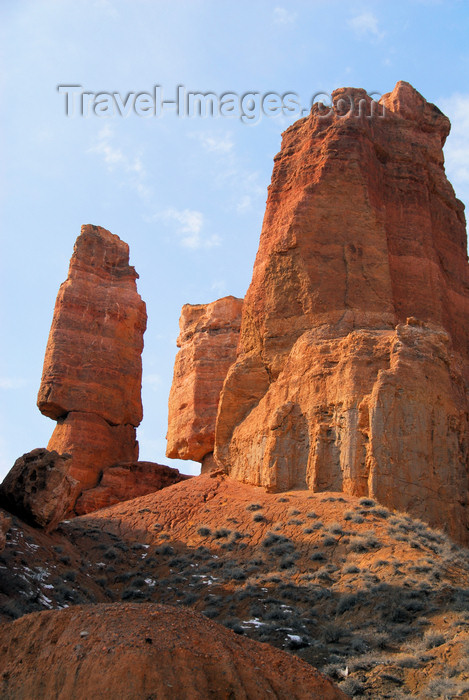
[2,475,469,698]
[0,603,346,700]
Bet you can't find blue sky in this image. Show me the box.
[1,0,468,480]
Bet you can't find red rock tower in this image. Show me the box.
[168,82,469,544]
[37,224,147,508]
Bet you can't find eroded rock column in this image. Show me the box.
[37,224,147,510]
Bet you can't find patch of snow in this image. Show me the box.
[241,618,266,628]
[287,634,302,643]
[193,574,217,585]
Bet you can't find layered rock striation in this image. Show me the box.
[33,224,187,516]
[166,296,243,472]
[168,82,469,543]
[36,225,147,511]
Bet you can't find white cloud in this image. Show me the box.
[195,132,234,155]
[439,93,469,206]
[162,208,220,249]
[88,124,152,201]
[348,11,384,40]
[273,7,297,25]
[0,377,27,390]
[191,130,264,215]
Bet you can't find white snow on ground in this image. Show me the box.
[287,634,302,643]
[241,618,267,628]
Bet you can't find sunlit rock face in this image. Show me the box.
[166,296,243,472]
[207,82,469,543]
[37,224,148,513]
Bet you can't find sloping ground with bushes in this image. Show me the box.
[1,475,469,698]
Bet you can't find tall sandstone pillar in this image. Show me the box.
[37,225,147,510]
[209,82,469,543]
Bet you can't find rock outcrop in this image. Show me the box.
[166,296,243,471]
[0,603,347,700]
[34,224,185,515]
[0,511,11,552]
[74,461,191,515]
[0,449,78,531]
[169,82,469,543]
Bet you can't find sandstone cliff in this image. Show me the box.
[168,82,469,543]
[166,295,243,471]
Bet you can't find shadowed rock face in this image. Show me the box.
[166,296,243,471]
[0,449,78,531]
[0,511,11,551]
[168,81,469,543]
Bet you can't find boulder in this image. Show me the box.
[0,511,11,551]
[74,461,190,515]
[0,449,78,531]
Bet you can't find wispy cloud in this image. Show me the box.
[273,7,297,25]
[161,208,220,249]
[192,130,264,214]
[195,132,234,154]
[348,11,384,40]
[440,93,469,205]
[0,377,27,390]
[88,124,152,200]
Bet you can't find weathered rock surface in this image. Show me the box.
[223,320,469,543]
[36,225,149,513]
[0,603,347,700]
[0,449,78,531]
[206,81,469,543]
[38,225,147,426]
[166,296,243,470]
[74,461,190,515]
[47,412,139,492]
